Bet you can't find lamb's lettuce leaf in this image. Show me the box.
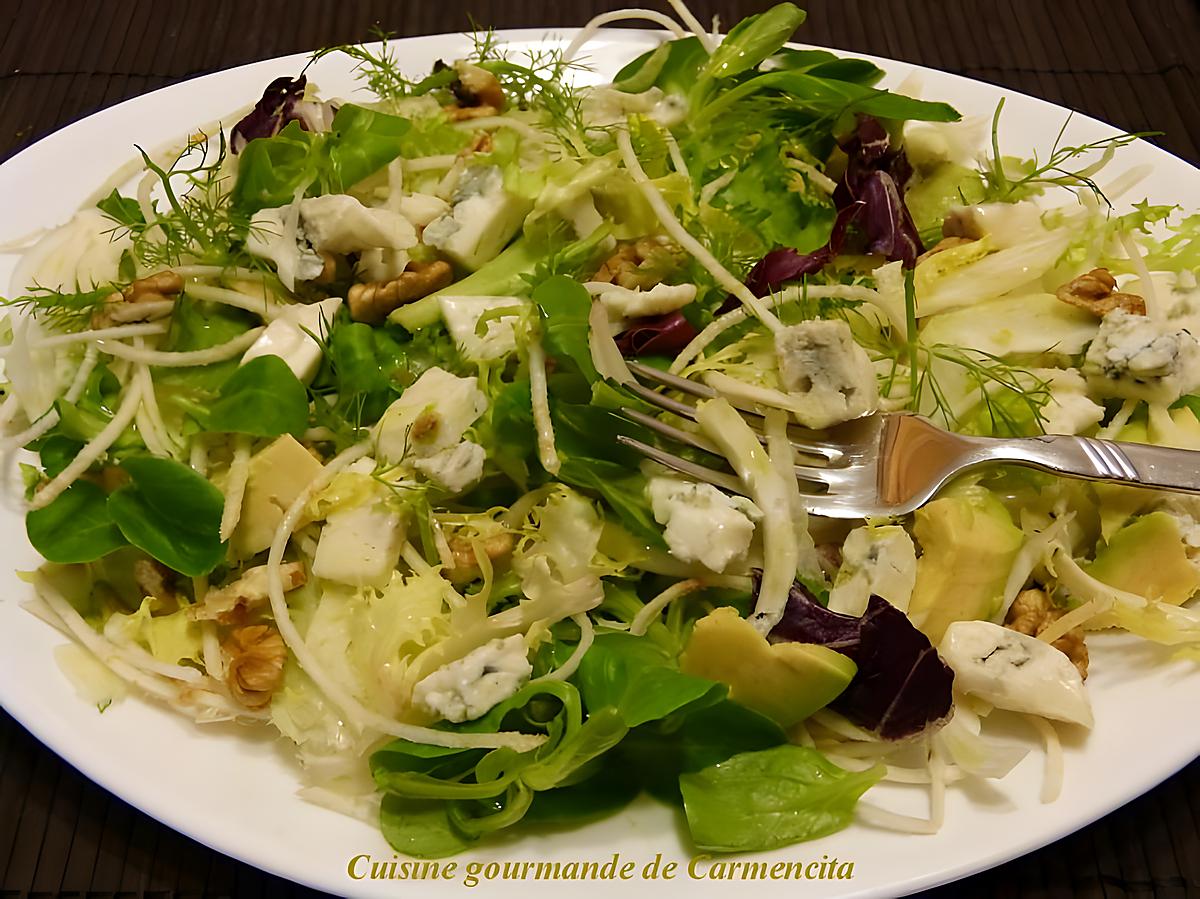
[232,104,411,213]
[107,456,226,576]
[680,745,884,851]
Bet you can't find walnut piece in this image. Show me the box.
[592,236,685,291]
[1004,588,1089,679]
[133,559,178,605]
[463,131,493,155]
[448,104,500,122]
[192,562,307,625]
[93,270,184,328]
[941,208,985,240]
[814,542,843,579]
[224,624,288,708]
[348,260,454,324]
[1056,268,1146,318]
[313,251,338,285]
[452,61,505,110]
[410,409,440,441]
[915,236,975,264]
[449,531,515,572]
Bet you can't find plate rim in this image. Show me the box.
[1,25,1198,899]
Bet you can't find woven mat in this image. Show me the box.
[2,1,1199,896]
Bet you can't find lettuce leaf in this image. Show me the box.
[232,104,411,213]
[769,579,954,739]
[680,744,883,851]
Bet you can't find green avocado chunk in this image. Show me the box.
[1085,511,1200,606]
[908,486,1024,644]
[679,607,855,727]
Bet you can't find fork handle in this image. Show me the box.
[980,434,1200,493]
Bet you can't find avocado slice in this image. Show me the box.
[908,486,1024,644]
[1085,511,1200,606]
[230,434,324,559]
[679,607,855,727]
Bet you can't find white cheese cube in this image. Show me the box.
[939,620,1093,727]
[437,295,526,361]
[1082,309,1200,405]
[828,525,918,616]
[774,319,879,429]
[240,297,342,383]
[413,441,485,494]
[373,367,488,462]
[598,282,697,320]
[298,194,417,254]
[311,502,405,588]
[422,167,532,271]
[413,634,532,723]
[398,193,451,228]
[647,477,761,573]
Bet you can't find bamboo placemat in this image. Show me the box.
[1,2,1198,896]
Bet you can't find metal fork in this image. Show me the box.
[616,362,1200,519]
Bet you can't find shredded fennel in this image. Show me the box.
[695,398,797,634]
[218,434,253,542]
[563,9,688,61]
[28,379,144,510]
[629,578,703,636]
[615,127,783,332]
[526,332,561,475]
[95,328,264,366]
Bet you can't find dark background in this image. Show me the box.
[2,1,1199,896]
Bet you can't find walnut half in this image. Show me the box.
[224,624,288,709]
[1004,588,1089,679]
[592,236,685,291]
[451,61,505,111]
[133,559,178,606]
[450,531,515,570]
[192,561,308,625]
[348,260,454,324]
[1056,267,1146,317]
[92,270,184,328]
[915,236,975,264]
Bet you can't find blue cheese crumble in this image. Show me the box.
[413,635,533,723]
[1082,309,1200,404]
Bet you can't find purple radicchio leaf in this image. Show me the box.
[614,310,700,357]
[766,578,954,741]
[231,75,309,154]
[742,201,865,299]
[834,115,924,267]
[739,115,925,297]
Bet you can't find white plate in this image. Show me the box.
[1,27,1197,899]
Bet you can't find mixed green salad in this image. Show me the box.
[6,0,1200,858]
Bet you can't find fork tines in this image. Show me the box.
[623,362,846,463]
[617,362,848,491]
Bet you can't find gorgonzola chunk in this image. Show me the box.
[1082,309,1200,404]
[413,635,532,723]
[938,620,1093,727]
[774,319,878,429]
[647,477,761,573]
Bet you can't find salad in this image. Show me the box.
[5,0,1200,860]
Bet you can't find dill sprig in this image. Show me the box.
[1,284,115,332]
[110,131,253,270]
[315,24,590,151]
[981,98,1160,206]
[310,29,447,102]
[467,26,590,150]
[915,344,1051,436]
